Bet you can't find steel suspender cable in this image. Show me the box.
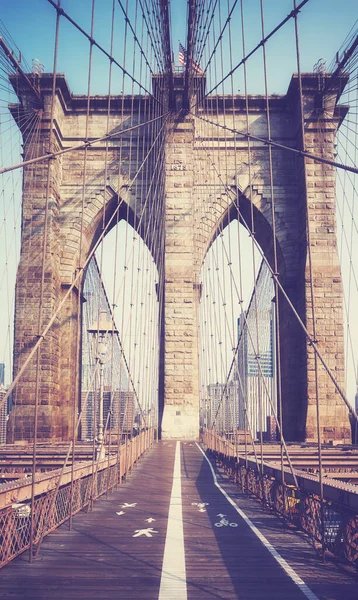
[259,0,285,487]
[29,0,61,562]
[239,0,265,475]
[45,0,162,103]
[190,0,311,105]
[0,115,170,413]
[0,114,169,176]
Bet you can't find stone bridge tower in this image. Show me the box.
[7,71,351,443]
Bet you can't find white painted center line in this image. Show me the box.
[196,443,319,600]
[158,441,187,600]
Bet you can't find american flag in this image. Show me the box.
[178,42,187,66]
[178,42,203,74]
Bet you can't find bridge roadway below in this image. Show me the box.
[1,441,357,599]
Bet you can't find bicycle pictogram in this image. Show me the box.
[214,514,238,528]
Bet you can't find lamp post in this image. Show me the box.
[88,311,118,461]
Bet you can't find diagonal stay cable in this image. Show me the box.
[218,173,358,425]
[206,145,358,426]
[46,0,163,103]
[192,111,358,174]
[191,0,311,107]
[139,0,166,73]
[0,113,168,175]
[201,0,238,79]
[209,264,299,488]
[116,0,160,75]
[0,114,171,412]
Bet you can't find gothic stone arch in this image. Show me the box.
[8,72,350,443]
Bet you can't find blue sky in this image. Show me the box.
[0,0,356,96]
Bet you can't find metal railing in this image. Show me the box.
[0,428,154,567]
[202,430,358,569]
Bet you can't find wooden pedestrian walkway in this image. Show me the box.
[0,441,357,599]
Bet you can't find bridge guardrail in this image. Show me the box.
[202,430,358,569]
[0,428,154,568]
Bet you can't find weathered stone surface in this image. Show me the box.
[8,72,351,443]
[161,118,200,439]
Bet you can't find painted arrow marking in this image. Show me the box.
[145,517,156,523]
[116,511,125,516]
[133,527,158,538]
[217,513,226,518]
[121,503,137,508]
[191,502,209,512]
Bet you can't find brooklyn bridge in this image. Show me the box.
[0,0,357,597]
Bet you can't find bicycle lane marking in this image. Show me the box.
[196,443,320,600]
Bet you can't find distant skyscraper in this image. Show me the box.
[81,256,131,441]
[206,381,238,433]
[237,303,276,438]
[81,389,135,441]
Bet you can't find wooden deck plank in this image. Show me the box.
[0,441,356,599]
[0,442,176,599]
[181,442,315,599]
[198,444,358,600]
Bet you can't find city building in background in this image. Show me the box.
[205,381,239,433]
[203,262,277,441]
[81,257,141,442]
[236,263,276,440]
[81,388,135,441]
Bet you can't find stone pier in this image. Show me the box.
[7,72,351,443]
